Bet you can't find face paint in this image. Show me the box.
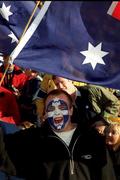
[46,98,69,130]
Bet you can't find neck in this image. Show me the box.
[58,122,77,132]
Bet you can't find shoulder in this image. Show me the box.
[82,128,106,149]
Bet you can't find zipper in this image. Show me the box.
[48,134,80,175]
[70,135,80,175]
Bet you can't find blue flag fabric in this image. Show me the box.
[0,1,38,55]
[0,171,24,180]
[0,1,120,89]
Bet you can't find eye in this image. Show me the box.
[59,104,67,110]
[47,106,55,112]
[112,130,119,135]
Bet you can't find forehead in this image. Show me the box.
[45,94,69,107]
[107,125,120,132]
[54,77,69,83]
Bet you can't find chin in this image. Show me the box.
[107,142,115,146]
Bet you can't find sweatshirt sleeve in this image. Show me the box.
[88,85,120,121]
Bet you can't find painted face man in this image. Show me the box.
[45,90,74,132]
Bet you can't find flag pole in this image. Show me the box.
[10,1,52,63]
[0,56,10,86]
[0,1,41,86]
[19,1,41,42]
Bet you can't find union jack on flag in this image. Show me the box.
[107,1,120,20]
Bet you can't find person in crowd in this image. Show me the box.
[33,73,56,124]
[0,86,22,134]
[5,89,116,180]
[34,75,120,129]
[0,86,21,125]
[0,55,28,97]
[105,119,120,180]
[92,120,108,136]
[18,69,42,125]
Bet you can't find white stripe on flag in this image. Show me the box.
[10,1,52,63]
[107,1,118,15]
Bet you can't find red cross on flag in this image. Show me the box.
[107,1,120,20]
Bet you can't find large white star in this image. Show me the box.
[80,42,109,70]
[0,2,13,21]
[8,31,18,43]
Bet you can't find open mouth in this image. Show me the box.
[106,138,113,143]
[54,117,63,124]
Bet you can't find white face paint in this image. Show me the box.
[46,98,69,130]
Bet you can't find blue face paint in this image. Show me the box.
[46,98,69,130]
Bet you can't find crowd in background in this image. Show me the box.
[0,56,120,179]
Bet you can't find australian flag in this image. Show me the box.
[0,1,120,90]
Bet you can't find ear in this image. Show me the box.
[69,106,73,116]
[43,112,48,120]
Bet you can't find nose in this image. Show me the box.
[54,107,61,115]
[58,83,64,89]
[108,132,112,137]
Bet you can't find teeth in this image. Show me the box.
[54,117,63,124]
[55,117,62,120]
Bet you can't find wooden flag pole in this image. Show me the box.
[19,1,41,42]
[10,1,51,63]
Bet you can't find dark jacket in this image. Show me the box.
[107,146,120,180]
[0,127,16,176]
[5,123,116,180]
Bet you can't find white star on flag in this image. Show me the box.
[80,42,109,70]
[8,31,18,43]
[0,2,13,21]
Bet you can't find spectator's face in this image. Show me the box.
[105,125,120,145]
[53,77,76,97]
[45,93,73,132]
[93,121,106,136]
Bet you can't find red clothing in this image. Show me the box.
[0,64,28,93]
[0,87,21,125]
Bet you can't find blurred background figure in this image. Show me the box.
[19,68,42,127]
[105,119,120,180]
[0,86,21,125]
[92,120,108,136]
[0,86,21,134]
[0,55,28,97]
